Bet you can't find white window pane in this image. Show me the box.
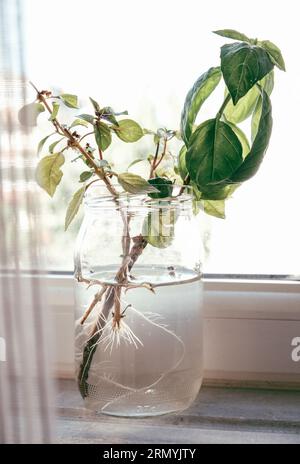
[23,0,300,275]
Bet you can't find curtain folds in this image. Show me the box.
[0,0,54,443]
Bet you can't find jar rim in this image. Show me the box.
[83,180,193,208]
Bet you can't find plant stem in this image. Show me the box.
[29,81,118,196]
[216,93,231,120]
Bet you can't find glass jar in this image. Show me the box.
[74,183,204,417]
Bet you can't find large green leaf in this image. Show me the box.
[114,119,144,143]
[35,153,65,197]
[230,89,272,182]
[221,42,274,105]
[186,118,243,188]
[65,187,85,231]
[259,40,286,71]
[213,29,251,43]
[117,173,158,194]
[180,67,221,145]
[224,71,274,124]
[94,121,112,151]
[200,183,239,200]
[18,102,45,127]
[224,120,250,158]
[203,199,225,219]
[178,145,188,180]
[61,94,78,109]
[142,208,176,248]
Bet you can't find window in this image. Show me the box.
[23,0,300,276]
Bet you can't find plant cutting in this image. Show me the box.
[20,29,285,416]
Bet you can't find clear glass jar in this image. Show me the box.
[74,183,204,417]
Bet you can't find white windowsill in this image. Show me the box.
[45,275,300,388]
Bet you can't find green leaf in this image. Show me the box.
[259,40,286,71]
[230,89,272,182]
[186,118,243,188]
[49,137,65,153]
[37,132,56,155]
[224,71,274,124]
[224,120,250,158]
[76,114,95,124]
[114,119,144,143]
[213,29,251,43]
[18,102,45,127]
[61,94,78,109]
[89,97,101,113]
[117,173,159,194]
[35,153,65,197]
[180,67,222,145]
[94,121,112,151]
[148,177,173,199]
[70,118,89,128]
[49,102,59,120]
[221,42,274,105]
[178,145,188,180]
[142,208,176,248]
[251,96,262,142]
[126,158,145,171]
[79,171,93,183]
[203,199,225,219]
[200,183,239,200]
[65,187,85,231]
[100,107,119,126]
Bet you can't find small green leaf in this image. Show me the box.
[89,97,101,113]
[79,171,93,183]
[94,121,112,151]
[181,67,222,145]
[221,42,274,105]
[35,153,65,197]
[126,158,145,171]
[18,102,45,127]
[61,94,78,109]
[37,133,56,155]
[49,102,60,120]
[204,200,225,219]
[49,137,65,153]
[117,173,159,194]
[178,145,188,180]
[114,119,144,143]
[70,118,89,128]
[259,40,286,71]
[148,177,173,199]
[100,106,119,126]
[213,29,251,43]
[142,208,177,248]
[186,118,243,188]
[76,114,95,124]
[230,89,272,182]
[65,187,85,231]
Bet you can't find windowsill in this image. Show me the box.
[55,379,300,444]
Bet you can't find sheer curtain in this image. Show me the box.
[0,0,54,443]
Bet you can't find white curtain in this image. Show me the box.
[0,0,54,443]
